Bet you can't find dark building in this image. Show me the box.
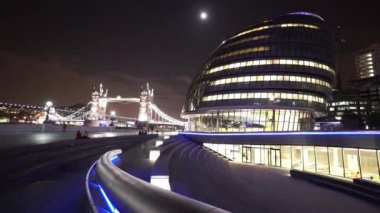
[328,90,369,120]
[182,12,336,132]
[350,75,380,114]
[355,43,380,79]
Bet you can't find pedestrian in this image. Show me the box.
[63,122,67,132]
[76,130,82,139]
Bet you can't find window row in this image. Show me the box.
[287,12,324,21]
[202,92,325,103]
[204,143,380,182]
[213,46,270,61]
[210,49,334,68]
[188,109,312,132]
[222,35,270,49]
[231,23,319,39]
[210,74,331,88]
[329,101,366,106]
[207,58,335,75]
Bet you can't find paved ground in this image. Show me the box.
[229,163,379,212]
[0,157,95,213]
[0,131,136,149]
[0,135,155,213]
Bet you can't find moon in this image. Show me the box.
[200,12,208,20]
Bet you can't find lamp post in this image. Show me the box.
[110,110,116,126]
[44,101,53,123]
[110,110,116,132]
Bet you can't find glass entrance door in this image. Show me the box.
[242,146,252,163]
[270,148,281,167]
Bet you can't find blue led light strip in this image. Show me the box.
[98,185,120,213]
[180,131,380,136]
[111,155,119,162]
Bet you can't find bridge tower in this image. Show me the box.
[85,83,108,126]
[98,83,108,120]
[138,82,154,122]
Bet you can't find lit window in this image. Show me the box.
[230,23,319,39]
[204,58,335,75]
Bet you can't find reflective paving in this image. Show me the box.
[0,131,137,149]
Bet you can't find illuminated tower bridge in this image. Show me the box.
[45,83,186,128]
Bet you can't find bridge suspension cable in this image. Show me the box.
[149,103,186,126]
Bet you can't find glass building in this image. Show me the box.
[182,132,380,183]
[182,12,336,132]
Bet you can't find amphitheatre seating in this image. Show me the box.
[0,135,156,185]
[152,135,243,211]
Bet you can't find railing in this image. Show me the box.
[87,149,230,213]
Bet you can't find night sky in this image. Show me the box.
[1,0,379,118]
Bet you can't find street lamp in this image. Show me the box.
[110,110,116,127]
[44,101,53,123]
[46,101,53,108]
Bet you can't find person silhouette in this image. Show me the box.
[75,130,82,139]
[62,122,67,132]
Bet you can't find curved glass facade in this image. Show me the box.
[182,12,336,132]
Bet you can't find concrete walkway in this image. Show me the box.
[0,135,155,213]
[229,163,379,212]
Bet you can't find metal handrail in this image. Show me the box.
[96,149,230,213]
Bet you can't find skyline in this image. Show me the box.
[1,0,379,118]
